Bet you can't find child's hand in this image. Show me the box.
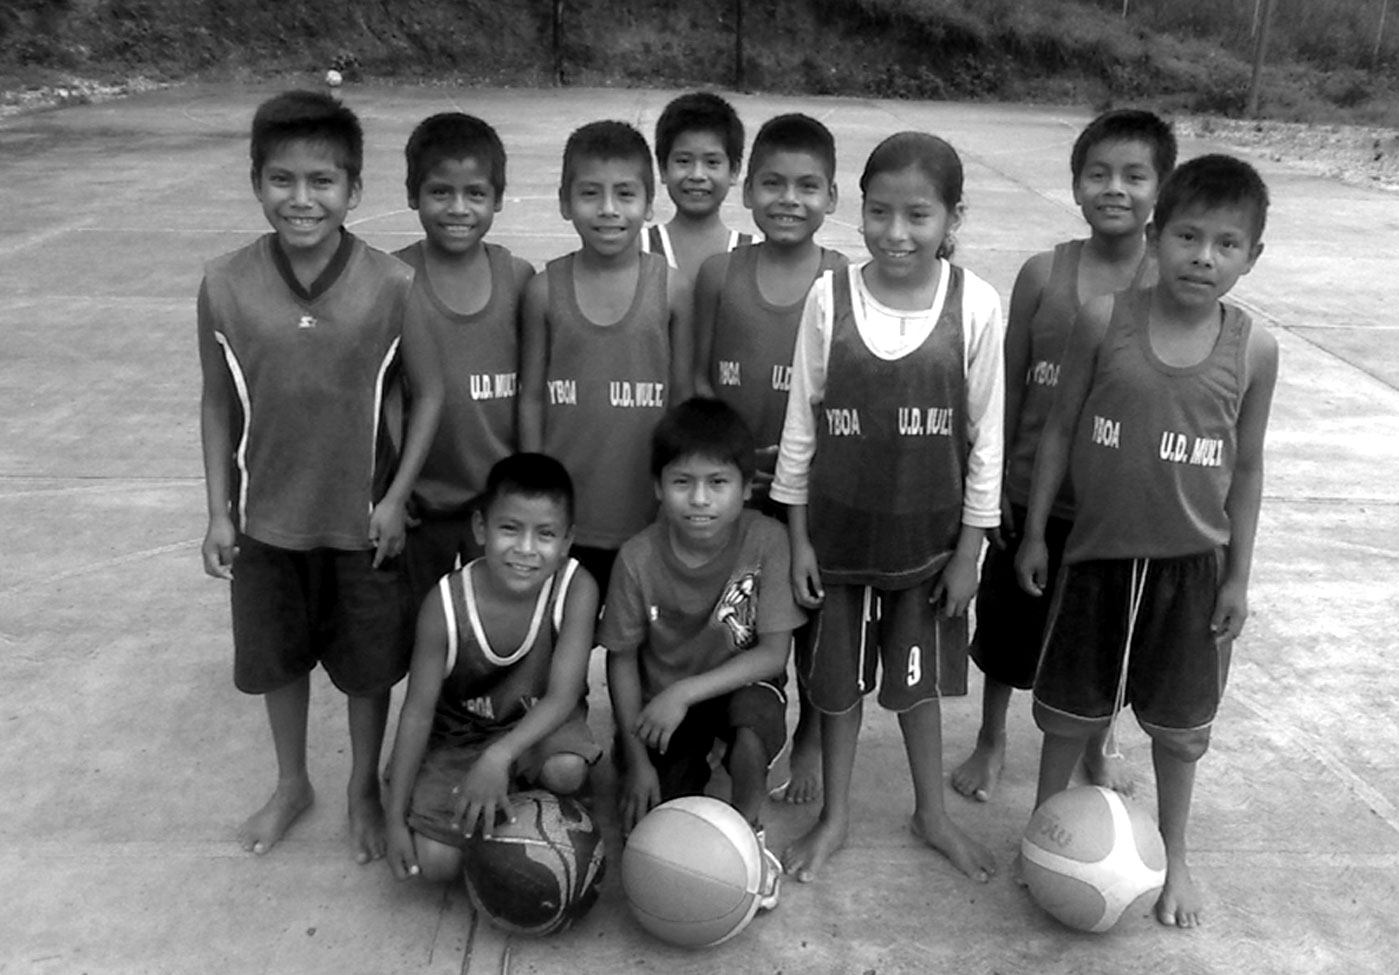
[201,514,238,580]
[368,498,408,568]
[385,821,421,880]
[636,686,689,754]
[988,493,1016,552]
[790,536,825,609]
[620,761,662,835]
[1015,535,1049,597]
[932,553,978,617]
[451,749,514,839]
[1211,577,1249,642]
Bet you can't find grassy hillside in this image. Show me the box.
[2,0,1396,123]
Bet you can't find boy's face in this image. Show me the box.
[473,492,573,596]
[559,157,652,259]
[656,454,749,550]
[254,138,360,257]
[1149,202,1263,311]
[743,149,837,246]
[1073,139,1159,240]
[662,130,738,219]
[413,156,500,257]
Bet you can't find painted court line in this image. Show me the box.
[0,538,199,597]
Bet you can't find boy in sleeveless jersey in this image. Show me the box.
[394,113,535,606]
[384,454,601,882]
[644,91,754,280]
[198,91,444,862]
[600,398,802,910]
[693,113,846,805]
[1017,156,1278,928]
[518,120,693,590]
[952,110,1177,804]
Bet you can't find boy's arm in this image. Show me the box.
[690,253,728,398]
[517,272,550,453]
[666,270,695,402]
[607,645,659,833]
[1015,295,1111,596]
[453,568,601,838]
[197,281,238,580]
[786,504,823,609]
[1212,325,1279,641]
[370,294,444,567]
[383,587,451,880]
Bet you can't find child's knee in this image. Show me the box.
[537,753,589,795]
[415,834,464,884]
[1145,723,1212,763]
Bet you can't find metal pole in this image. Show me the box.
[1246,0,1275,117]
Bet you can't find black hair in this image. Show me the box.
[403,112,506,205]
[1071,108,1178,183]
[479,453,575,526]
[859,131,964,259]
[654,91,745,170]
[250,90,363,186]
[560,120,655,203]
[1154,154,1270,244]
[747,112,836,184]
[650,397,756,483]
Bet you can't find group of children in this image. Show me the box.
[199,86,1277,932]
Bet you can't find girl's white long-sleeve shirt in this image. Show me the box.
[771,259,1005,529]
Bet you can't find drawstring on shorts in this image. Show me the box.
[1103,558,1150,759]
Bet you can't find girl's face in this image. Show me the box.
[860,165,963,288]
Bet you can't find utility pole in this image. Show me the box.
[1376,0,1390,67]
[1246,0,1275,117]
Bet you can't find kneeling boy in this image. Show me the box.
[384,453,602,883]
[600,398,803,905]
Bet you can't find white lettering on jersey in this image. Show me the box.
[719,361,742,386]
[1091,415,1121,449]
[471,372,518,400]
[609,381,665,408]
[548,379,577,405]
[770,365,791,392]
[899,407,954,436]
[824,408,862,436]
[1188,436,1223,467]
[1027,360,1059,387]
[1159,431,1190,463]
[465,696,495,720]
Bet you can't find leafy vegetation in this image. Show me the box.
[1,0,1396,123]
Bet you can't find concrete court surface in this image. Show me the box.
[1,83,1396,975]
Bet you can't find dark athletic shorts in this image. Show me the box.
[970,506,1073,689]
[231,534,412,696]
[403,512,481,610]
[804,581,967,715]
[1032,549,1231,755]
[406,709,601,848]
[619,682,788,802]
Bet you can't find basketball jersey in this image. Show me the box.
[641,224,754,269]
[1065,288,1251,563]
[1006,241,1152,518]
[394,241,522,515]
[541,252,671,549]
[201,233,411,550]
[808,265,969,588]
[430,558,580,747]
[710,244,847,451]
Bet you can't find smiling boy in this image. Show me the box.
[599,397,801,909]
[1016,154,1278,928]
[394,113,535,604]
[198,90,443,862]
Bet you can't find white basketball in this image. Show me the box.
[324,69,343,88]
[1021,785,1167,933]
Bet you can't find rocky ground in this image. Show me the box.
[3,74,1396,192]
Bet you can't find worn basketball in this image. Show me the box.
[621,796,764,948]
[462,790,605,937]
[1021,785,1167,933]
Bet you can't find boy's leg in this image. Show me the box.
[781,701,861,883]
[1152,740,1202,928]
[900,701,995,881]
[775,624,822,804]
[951,676,1013,802]
[347,690,391,864]
[727,727,768,826]
[239,675,315,855]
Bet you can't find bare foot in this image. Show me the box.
[239,777,314,855]
[1155,858,1203,928]
[781,815,848,883]
[909,809,996,883]
[348,786,387,865]
[951,738,1004,803]
[773,737,822,804]
[1082,748,1136,796]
